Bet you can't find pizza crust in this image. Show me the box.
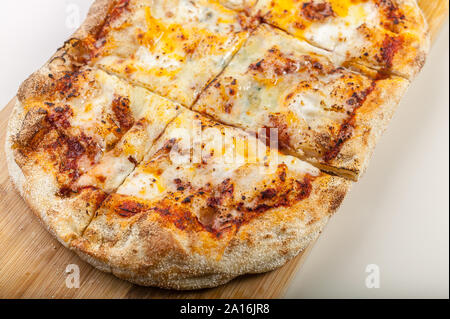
[6,99,27,197]
[313,76,410,180]
[8,77,89,246]
[390,0,431,79]
[71,174,349,290]
[6,0,130,245]
[5,0,171,247]
[73,221,326,290]
[68,109,351,289]
[7,99,109,246]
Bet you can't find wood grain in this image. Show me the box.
[0,1,448,299]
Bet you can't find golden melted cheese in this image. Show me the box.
[194,25,375,158]
[76,89,181,193]
[19,67,180,196]
[253,0,427,79]
[117,109,319,198]
[193,24,411,171]
[94,0,250,107]
[116,109,320,245]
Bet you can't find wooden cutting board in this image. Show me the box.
[0,0,448,299]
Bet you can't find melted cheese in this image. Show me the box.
[75,74,181,193]
[253,0,422,78]
[287,91,345,125]
[118,170,166,199]
[304,1,379,51]
[194,25,365,158]
[219,0,257,11]
[68,69,150,134]
[255,0,370,41]
[117,110,319,203]
[95,0,249,107]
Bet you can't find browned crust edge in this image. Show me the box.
[5,98,105,247]
[72,222,326,290]
[310,76,411,181]
[6,0,116,246]
[70,175,351,290]
[392,0,431,80]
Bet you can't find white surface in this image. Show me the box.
[0,0,92,107]
[0,1,448,299]
[286,22,450,299]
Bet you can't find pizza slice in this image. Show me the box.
[72,109,350,289]
[193,25,409,180]
[253,0,430,79]
[7,67,180,245]
[84,0,258,107]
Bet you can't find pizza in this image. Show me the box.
[6,0,429,289]
[194,25,409,180]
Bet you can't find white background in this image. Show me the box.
[0,1,448,299]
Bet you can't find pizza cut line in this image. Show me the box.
[72,109,350,288]
[87,0,260,107]
[6,0,429,289]
[252,0,430,80]
[8,67,181,245]
[194,24,410,180]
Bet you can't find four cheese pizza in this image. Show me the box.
[6,0,429,289]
